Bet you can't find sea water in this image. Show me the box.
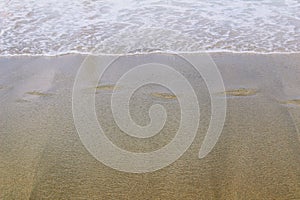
[0,0,300,55]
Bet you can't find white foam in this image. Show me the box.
[0,0,300,55]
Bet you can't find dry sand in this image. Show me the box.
[0,53,299,199]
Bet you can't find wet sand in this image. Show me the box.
[0,53,300,199]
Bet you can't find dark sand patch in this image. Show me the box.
[280,99,300,106]
[16,99,31,103]
[80,85,118,95]
[95,84,118,91]
[223,88,258,97]
[0,85,12,90]
[25,91,54,96]
[151,92,177,99]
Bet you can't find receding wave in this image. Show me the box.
[1,0,300,55]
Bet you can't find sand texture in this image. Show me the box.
[0,53,299,199]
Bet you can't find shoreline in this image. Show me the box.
[1,51,300,58]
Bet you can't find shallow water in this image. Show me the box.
[1,0,300,55]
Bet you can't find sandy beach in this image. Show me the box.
[0,53,300,199]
